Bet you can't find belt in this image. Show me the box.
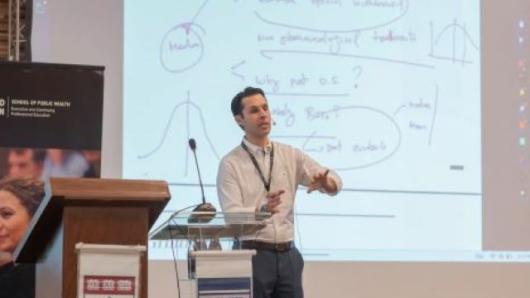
[240,240,294,252]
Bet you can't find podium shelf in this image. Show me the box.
[149,211,270,240]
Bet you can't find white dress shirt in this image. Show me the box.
[216,138,343,243]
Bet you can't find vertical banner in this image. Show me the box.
[0,62,104,298]
[0,62,103,150]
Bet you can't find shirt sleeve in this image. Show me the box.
[217,159,258,213]
[296,149,343,196]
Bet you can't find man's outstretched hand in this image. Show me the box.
[307,169,337,194]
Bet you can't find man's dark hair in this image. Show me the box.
[10,148,46,164]
[231,87,265,116]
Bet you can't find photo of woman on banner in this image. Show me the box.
[0,177,45,298]
[0,148,102,298]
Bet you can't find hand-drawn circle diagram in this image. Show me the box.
[160,22,206,73]
[300,106,402,171]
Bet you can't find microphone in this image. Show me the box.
[188,138,216,223]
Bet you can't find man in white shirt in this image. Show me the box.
[217,87,343,298]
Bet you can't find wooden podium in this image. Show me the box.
[13,178,170,298]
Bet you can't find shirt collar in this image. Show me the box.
[242,137,272,155]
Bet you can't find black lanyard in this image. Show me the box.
[241,141,274,192]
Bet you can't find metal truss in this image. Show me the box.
[7,0,29,61]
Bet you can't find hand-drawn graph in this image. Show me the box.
[137,91,220,177]
[429,19,480,65]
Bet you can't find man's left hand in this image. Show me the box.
[307,169,337,194]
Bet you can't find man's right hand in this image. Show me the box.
[264,189,285,214]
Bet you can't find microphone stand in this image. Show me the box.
[188,138,216,223]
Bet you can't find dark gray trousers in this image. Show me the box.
[251,248,304,298]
